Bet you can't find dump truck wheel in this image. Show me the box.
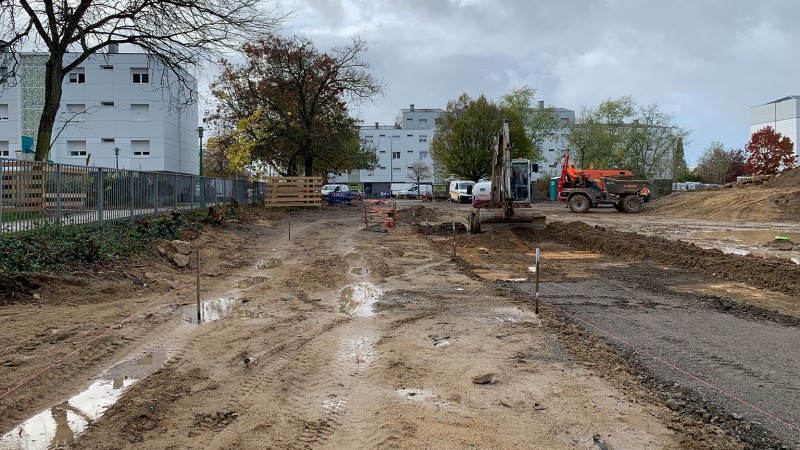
[623,194,644,213]
[613,203,625,212]
[468,211,481,234]
[568,194,591,213]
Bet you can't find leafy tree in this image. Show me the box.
[407,161,432,187]
[567,96,689,178]
[745,126,797,175]
[695,142,745,184]
[430,93,531,182]
[0,0,285,161]
[726,148,748,182]
[208,35,383,176]
[499,86,558,163]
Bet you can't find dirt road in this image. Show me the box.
[1,198,798,449]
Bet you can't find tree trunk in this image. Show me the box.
[303,153,314,177]
[35,58,65,161]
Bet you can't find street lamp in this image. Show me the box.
[113,147,120,169]
[196,126,205,207]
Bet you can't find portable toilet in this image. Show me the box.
[549,177,560,201]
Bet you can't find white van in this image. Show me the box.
[449,180,476,203]
[396,184,432,199]
[321,184,350,198]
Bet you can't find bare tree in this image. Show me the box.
[407,161,432,186]
[0,0,286,161]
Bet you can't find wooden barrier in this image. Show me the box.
[364,199,396,227]
[1,162,45,213]
[263,177,322,208]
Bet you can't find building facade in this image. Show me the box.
[0,50,198,173]
[750,96,800,159]
[349,105,443,196]
[534,105,575,180]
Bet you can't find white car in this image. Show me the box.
[449,180,476,203]
[321,184,350,198]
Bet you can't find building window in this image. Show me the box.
[67,140,87,157]
[407,134,413,138]
[0,141,9,157]
[407,150,413,153]
[68,69,85,84]
[379,166,386,170]
[101,101,115,107]
[0,104,8,120]
[391,135,400,144]
[419,151,428,159]
[364,136,373,143]
[379,150,386,154]
[132,140,150,157]
[549,148,555,152]
[561,117,570,123]
[66,104,86,121]
[131,69,149,84]
[367,172,374,177]
[0,66,7,78]
[419,119,427,127]
[419,135,427,143]
[131,104,149,121]
[392,152,400,159]
[101,65,114,70]
[101,138,115,143]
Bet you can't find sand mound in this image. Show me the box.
[768,167,800,188]
[646,186,800,221]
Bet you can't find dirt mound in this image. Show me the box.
[646,187,800,221]
[395,205,439,224]
[768,166,800,188]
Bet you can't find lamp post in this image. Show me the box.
[196,126,205,207]
[113,147,120,169]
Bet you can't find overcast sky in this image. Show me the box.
[210,0,800,165]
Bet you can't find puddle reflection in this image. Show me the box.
[340,283,381,317]
[177,298,264,322]
[0,352,166,449]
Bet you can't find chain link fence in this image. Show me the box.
[0,158,266,234]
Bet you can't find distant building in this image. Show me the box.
[534,102,575,180]
[750,96,800,159]
[348,104,444,197]
[0,50,198,172]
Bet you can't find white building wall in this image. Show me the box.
[0,52,198,173]
[536,107,575,180]
[0,75,20,157]
[750,96,800,159]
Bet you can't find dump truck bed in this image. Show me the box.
[601,177,650,194]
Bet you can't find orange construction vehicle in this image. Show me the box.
[557,155,651,213]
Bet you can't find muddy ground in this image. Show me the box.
[0,190,799,449]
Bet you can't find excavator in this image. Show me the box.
[467,120,546,233]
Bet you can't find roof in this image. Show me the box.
[758,96,800,106]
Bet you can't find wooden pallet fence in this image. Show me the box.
[1,162,46,213]
[263,177,323,208]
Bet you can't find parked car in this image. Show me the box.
[449,180,476,203]
[321,184,350,199]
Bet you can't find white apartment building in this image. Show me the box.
[0,49,199,173]
[534,105,575,180]
[750,96,799,159]
[350,105,443,197]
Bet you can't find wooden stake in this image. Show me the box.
[452,222,456,259]
[535,247,540,314]
[196,248,201,323]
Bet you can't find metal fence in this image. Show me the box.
[0,158,267,234]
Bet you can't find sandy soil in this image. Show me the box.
[1,182,799,449]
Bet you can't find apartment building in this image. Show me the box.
[349,105,444,196]
[750,96,799,159]
[0,48,199,173]
[534,105,575,180]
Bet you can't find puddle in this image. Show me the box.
[395,388,450,407]
[176,298,263,322]
[693,230,800,245]
[720,247,750,256]
[341,337,377,371]
[340,283,382,317]
[350,267,370,275]
[0,352,167,449]
[479,314,520,324]
[233,276,269,289]
[254,258,283,269]
[321,395,345,414]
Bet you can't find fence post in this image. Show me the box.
[174,173,178,211]
[190,175,195,210]
[129,170,135,223]
[55,164,62,226]
[154,173,159,216]
[0,159,4,232]
[97,167,104,227]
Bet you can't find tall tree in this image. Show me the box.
[671,137,688,181]
[407,161,432,186]
[208,35,384,176]
[499,86,558,164]
[0,0,286,161]
[567,96,635,169]
[430,93,531,182]
[745,126,797,176]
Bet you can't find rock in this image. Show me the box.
[156,244,168,256]
[471,373,496,385]
[665,399,682,411]
[33,293,41,301]
[173,253,190,268]
[171,240,193,255]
